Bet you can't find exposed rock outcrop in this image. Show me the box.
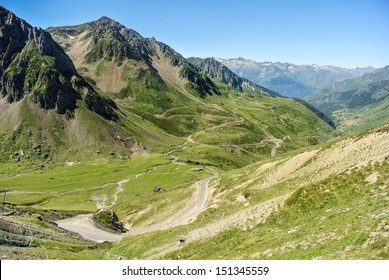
[92,209,127,233]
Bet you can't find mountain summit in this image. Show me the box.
[48,18,220,98]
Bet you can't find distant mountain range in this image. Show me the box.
[216,57,375,98]
[190,56,388,131]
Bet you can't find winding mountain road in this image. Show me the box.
[161,169,218,229]
[55,169,219,242]
[271,138,284,157]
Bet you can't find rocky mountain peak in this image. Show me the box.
[88,16,143,41]
[0,7,71,69]
[0,5,117,119]
[95,16,118,25]
[48,17,221,98]
[70,16,148,64]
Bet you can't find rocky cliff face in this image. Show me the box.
[188,57,246,91]
[0,6,117,119]
[80,16,150,65]
[0,6,79,113]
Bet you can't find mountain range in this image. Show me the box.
[47,17,220,98]
[216,57,375,98]
[0,5,336,166]
[187,56,335,127]
[46,15,335,148]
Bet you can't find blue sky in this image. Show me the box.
[1,0,388,68]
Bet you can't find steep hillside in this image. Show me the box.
[216,57,375,98]
[3,123,386,260]
[48,18,242,153]
[304,66,389,131]
[0,7,142,162]
[0,7,116,119]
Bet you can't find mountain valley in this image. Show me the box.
[0,5,388,260]
[304,66,389,132]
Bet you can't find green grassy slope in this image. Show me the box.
[158,124,389,259]
[0,97,132,165]
[82,124,384,260]
[166,159,388,259]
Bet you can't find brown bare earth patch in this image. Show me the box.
[66,31,90,67]
[150,42,210,107]
[94,61,127,92]
[235,129,389,194]
[55,31,128,93]
[0,98,21,129]
[365,172,379,184]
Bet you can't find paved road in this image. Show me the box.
[271,138,284,157]
[160,169,218,229]
[55,214,122,243]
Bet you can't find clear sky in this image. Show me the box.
[1,0,388,68]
